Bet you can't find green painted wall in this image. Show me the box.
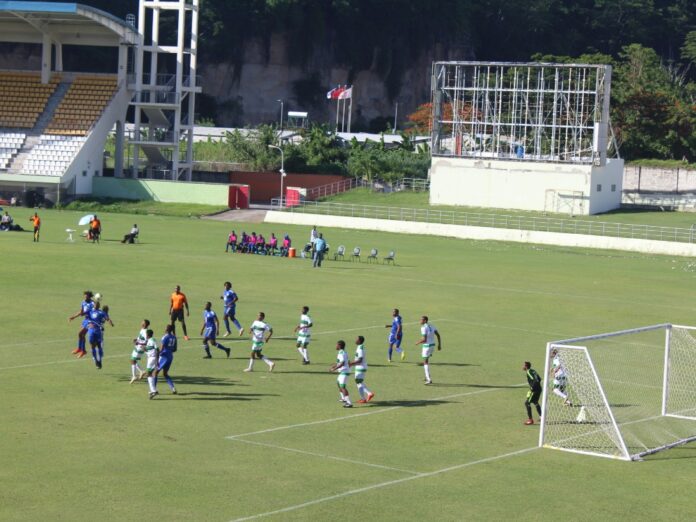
[93,178,229,206]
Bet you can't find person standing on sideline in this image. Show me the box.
[294,305,313,364]
[309,226,318,247]
[200,301,230,358]
[155,324,178,394]
[385,308,404,362]
[144,329,160,399]
[523,361,543,425]
[29,212,40,242]
[351,335,374,404]
[244,312,275,372]
[312,233,326,268]
[169,285,190,340]
[415,315,441,385]
[220,281,244,337]
[329,340,353,408]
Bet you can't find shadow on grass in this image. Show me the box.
[170,391,278,401]
[117,374,245,387]
[370,398,452,407]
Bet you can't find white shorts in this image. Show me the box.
[421,344,435,359]
[354,370,366,381]
[146,355,158,371]
[296,334,310,346]
[337,373,350,387]
[131,348,143,360]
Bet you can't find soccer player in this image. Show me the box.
[294,306,313,364]
[350,335,374,404]
[169,285,190,340]
[144,329,159,399]
[86,320,104,370]
[68,290,95,358]
[523,361,543,425]
[200,301,230,359]
[329,340,353,408]
[155,324,178,394]
[88,302,113,369]
[243,312,275,372]
[130,319,149,384]
[220,281,244,337]
[385,308,403,362]
[415,315,441,385]
[550,349,572,405]
[29,212,40,242]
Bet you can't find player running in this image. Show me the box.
[130,319,149,384]
[350,335,374,404]
[385,308,403,362]
[243,312,275,372]
[329,340,353,408]
[220,281,244,337]
[523,361,543,425]
[68,290,95,358]
[200,302,230,358]
[144,329,159,399]
[550,349,572,405]
[415,315,441,385]
[155,324,178,394]
[294,305,313,364]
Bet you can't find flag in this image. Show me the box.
[326,86,346,100]
[338,86,352,100]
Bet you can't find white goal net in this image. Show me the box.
[539,324,696,460]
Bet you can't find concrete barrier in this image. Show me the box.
[265,211,696,257]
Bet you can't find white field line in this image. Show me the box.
[229,446,537,522]
[0,335,132,349]
[0,353,128,371]
[232,438,421,475]
[226,387,524,440]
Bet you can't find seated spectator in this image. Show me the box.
[268,233,278,255]
[280,234,291,257]
[248,232,258,254]
[226,230,238,253]
[256,233,266,254]
[121,224,139,244]
[88,215,101,242]
[239,232,249,253]
[0,211,12,231]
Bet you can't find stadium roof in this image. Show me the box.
[0,2,139,46]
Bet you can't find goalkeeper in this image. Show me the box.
[523,361,542,425]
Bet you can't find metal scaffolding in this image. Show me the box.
[431,62,612,166]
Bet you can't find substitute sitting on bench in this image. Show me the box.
[121,224,139,244]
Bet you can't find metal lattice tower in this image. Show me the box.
[431,62,612,166]
[127,0,201,181]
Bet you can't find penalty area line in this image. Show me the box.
[229,446,537,521]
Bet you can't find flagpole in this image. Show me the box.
[348,87,353,133]
[341,96,346,132]
[335,98,340,132]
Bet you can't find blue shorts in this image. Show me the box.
[158,353,173,371]
[388,334,402,347]
[87,330,102,345]
[203,326,216,340]
[81,318,91,329]
[224,306,236,317]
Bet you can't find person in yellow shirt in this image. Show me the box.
[169,285,190,340]
[29,212,40,242]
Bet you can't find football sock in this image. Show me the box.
[147,376,156,393]
[396,347,402,353]
[262,356,273,367]
[216,342,228,352]
[223,318,231,333]
[232,319,242,330]
[388,347,393,360]
[182,324,188,336]
[552,388,568,400]
[97,347,103,362]
[525,403,533,418]
[154,376,158,386]
[131,364,138,378]
[203,345,211,357]
[79,337,86,351]
[166,376,175,390]
[357,383,366,399]
[424,363,431,381]
[91,347,97,360]
[247,359,255,370]
[303,348,309,361]
[343,394,352,406]
[297,347,306,360]
[339,394,345,402]
[536,404,542,415]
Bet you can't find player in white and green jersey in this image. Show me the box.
[350,335,374,403]
[550,349,572,405]
[329,340,353,408]
[244,312,275,372]
[294,306,313,364]
[143,329,159,399]
[130,319,149,383]
[415,315,441,385]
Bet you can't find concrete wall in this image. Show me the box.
[265,211,696,257]
[228,172,346,202]
[589,159,624,214]
[624,165,696,192]
[93,177,230,205]
[430,156,623,215]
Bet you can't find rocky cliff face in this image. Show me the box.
[201,34,472,130]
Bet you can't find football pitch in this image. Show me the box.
[2,207,696,521]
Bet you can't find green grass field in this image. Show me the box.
[2,206,696,521]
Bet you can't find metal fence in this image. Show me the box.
[277,201,696,244]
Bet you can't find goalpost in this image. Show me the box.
[539,323,696,460]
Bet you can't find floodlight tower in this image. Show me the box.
[128,0,201,181]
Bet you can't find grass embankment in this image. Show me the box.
[59,198,228,218]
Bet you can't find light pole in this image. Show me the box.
[268,144,286,208]
[277,99,284,136]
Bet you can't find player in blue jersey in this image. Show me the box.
[86,320,103,369]
[200,301,231,358]
[68,290,95,358]
[155,324,178,394]
[87,302,114,369]
[220,281,244,337]
[385,308,404,362]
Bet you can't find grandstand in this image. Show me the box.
[0,2,138,206]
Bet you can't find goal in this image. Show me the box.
[539,323,696,460]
